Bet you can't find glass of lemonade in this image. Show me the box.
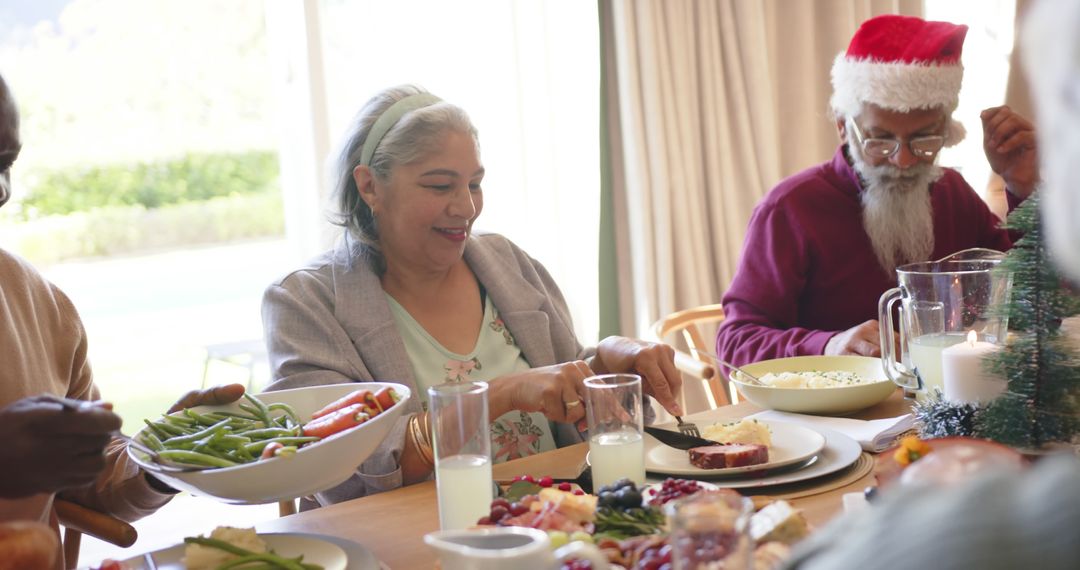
[584,373,645,490]
[429,381,493,530]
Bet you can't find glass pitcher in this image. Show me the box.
[877,249,1011,397]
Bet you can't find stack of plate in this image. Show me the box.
[642,422,862,489]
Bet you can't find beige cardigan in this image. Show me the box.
[0,248,171,568]
[262,233,591,505]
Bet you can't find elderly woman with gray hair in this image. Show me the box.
[262,85,682,506]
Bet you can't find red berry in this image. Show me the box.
[558,482,572,491]
[512,475,524,482]
[538,476,554,488]
[523,474,537,483]
[572,489,585,496]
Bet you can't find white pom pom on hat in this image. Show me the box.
[831,14,968,146]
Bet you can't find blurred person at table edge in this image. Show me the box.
[783,3,1080,569]
[0,73,245,569]
[262,85,681,508]
[717,14,1040,365]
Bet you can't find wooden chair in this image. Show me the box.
[55,499,137,569]
[652,304,734,409]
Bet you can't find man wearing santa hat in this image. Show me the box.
[716,14,1040,365]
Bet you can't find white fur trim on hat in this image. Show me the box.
[830,53,964,119]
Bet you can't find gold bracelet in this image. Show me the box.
[409,413,435,469]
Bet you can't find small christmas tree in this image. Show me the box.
[917,194,1080,449]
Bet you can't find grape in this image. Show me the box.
[647,478,704,506]
[509,502,529,516]
[569,530,594,544]
[549,530,570,548]
[490,505,509,521]
[491,498,511,510]
[476,516,492,525]
[614,487,642,509]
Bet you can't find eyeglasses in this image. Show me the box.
[848,120,946,159]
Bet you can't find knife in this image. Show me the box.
[643,426,719,450]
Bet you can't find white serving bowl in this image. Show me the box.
[128,382,411,504]
[731,356,896,414]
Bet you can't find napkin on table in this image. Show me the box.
[747,410,916,452]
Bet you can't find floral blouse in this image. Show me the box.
[385,292,557,462]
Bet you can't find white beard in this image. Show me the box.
[850,148,943,274]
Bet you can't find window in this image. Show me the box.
[925,0,1018,196]
[316,0,602,342]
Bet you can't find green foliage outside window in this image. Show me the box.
[14,151,280,220]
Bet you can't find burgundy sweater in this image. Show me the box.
[716,146,1016,365]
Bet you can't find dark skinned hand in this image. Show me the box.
[0,395,120,499]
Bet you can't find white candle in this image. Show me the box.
[941,330,1007,405]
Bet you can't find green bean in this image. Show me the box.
[243,437,320,455]
[192,442,236,461]
[162,414,197,427]
[139,432,165,451]
[218,434,253,446]
[235,427,295,439]
[143,419,175,440]
[150,420,190,437]
[243,393,273,425]
[268,402,302,426]
[182,537,312,570]
[208,410,264,422]
[156,450,238,468]
[184,408,226,426]
[160,418,233,446]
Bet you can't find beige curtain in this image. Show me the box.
[602,0,922,337]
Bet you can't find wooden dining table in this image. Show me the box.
[256,391,912,569]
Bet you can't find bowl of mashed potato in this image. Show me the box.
[730,356,896,414]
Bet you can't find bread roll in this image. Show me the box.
[0,521,59,570]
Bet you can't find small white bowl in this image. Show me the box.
[128,382,411,504]
[731,356,896,415]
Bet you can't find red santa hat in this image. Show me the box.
[830,15,969,145]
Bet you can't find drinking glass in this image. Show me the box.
[429,381,493,530]
[584,373,645,490]
[665,492,754,570]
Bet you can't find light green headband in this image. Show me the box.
[359,93,443,167]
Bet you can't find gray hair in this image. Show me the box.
[330,85,478,271]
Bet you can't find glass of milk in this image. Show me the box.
[430,381,493,530]
[584,374,645,490]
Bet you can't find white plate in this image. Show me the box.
[108,533,349,569]
[643,422,826,477]
[731,356,896,415]
[650,426,863,489]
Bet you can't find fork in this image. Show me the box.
[674,416,702,438]
[690,348,766,386]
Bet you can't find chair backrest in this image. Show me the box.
[653,304,733,409]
